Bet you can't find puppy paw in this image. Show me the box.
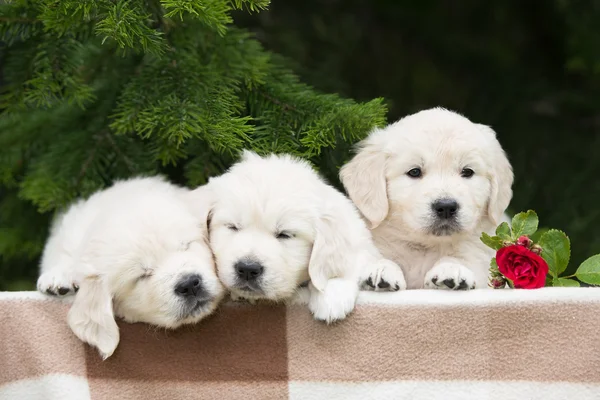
[424,263,476,290]
[37,269,80,296]
[309,278,358,324]
[361,259,407,292]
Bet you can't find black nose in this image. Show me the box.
[235,260,264,281]
[174,274,204,297]
[432,198,459,219]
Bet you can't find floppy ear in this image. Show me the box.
[67,275,119,360]
[339,145,389,229]
[308,216,353,292]
[478,124,514,226]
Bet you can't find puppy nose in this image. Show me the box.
[235,260,264,281]
[432,198,459,219]
[174,274,204,297]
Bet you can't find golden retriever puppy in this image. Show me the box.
[37,177,225,359]
[190,151,406,323]
[340,108,513,290]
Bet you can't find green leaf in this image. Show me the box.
[575,254,600,285]
[553,278,580,287]
[530,227,549,243]
[480,232,503,250]
[511,210,539,239]
[490,257,499,271]
[538,229,571,277]
[495,222,512,241]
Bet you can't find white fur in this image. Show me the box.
[340,108,513,290]
[193,151,406,323]
[38,177,225,359]
[307,278,359,323]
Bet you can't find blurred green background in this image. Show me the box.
[2,0,599,289]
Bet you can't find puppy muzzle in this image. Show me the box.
[429,198,462,236]
[174,274,215,319]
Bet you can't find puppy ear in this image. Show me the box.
[67,275,119,360]
[478,124,514,226]
[308,216,352,292]
[339,145,389,229]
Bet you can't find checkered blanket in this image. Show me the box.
[1,288,599,400]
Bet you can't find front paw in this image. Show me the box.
[361,259,407,292]
[37,269,80,296]
[424,263,476,290]
[308,278,358,323]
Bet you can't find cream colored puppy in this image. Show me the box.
[37,177,225,359]
[340,108,513,290]
[191,151,406,323]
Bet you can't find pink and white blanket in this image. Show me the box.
[1,288,599,400]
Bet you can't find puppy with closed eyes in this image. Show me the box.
[190,151,406,323]
[37,176,225,359]
[340,108,513,290]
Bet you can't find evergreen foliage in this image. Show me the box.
[0,0,387,289]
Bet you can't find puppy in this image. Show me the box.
[37,177,225,359]
[190,151,406,323]
[340,108,513,290]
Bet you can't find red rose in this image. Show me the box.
[496,245,549,289]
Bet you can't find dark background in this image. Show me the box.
[2,0,599,288]
[236,0,600,274]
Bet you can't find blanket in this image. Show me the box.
[1,288,599,400]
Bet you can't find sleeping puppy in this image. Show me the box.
[37,177,225,359]
[190,151,406,323]
[340,108,513,290]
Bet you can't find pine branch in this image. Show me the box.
[160,0,232,35]
[0,17,37,23]
[256,88,298,112]
[95,0,166,56]
[0,1,43,44]
[76,135,101,188]
[0,0,389,277]
[229,0,270,13]
[103,131,136,173]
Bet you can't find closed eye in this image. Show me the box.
[226,223,239,231]
[137,270,153,282]
[276,231,294,240]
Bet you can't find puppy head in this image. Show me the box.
[68,185,224,359]
[341,108,513,241]
[206,151,337,300]
[109,240,224,328]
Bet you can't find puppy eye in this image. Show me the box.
[137,270,153,282]
[461,168,475,178]
[406,168,422,178]
[276,231,294,240]
[226,223,239,231]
